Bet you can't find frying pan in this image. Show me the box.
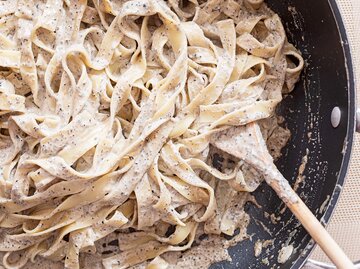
[210,0,357,268]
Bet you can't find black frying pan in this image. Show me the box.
[210,0,356,268]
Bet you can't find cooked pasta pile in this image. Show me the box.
[0,0,304,268]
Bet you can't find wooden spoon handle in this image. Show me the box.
[211,124,354,268]
[264,147,354,268]
[276,184,355,269]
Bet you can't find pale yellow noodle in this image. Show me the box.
[0,0,303,268]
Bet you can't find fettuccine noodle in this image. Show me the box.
[0,0,303,268]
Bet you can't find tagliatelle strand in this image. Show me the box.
[0,0,303,268]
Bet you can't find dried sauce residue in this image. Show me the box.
[293,149,309,192]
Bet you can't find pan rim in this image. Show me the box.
[291,0,356,268]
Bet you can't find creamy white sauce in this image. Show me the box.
[0,0,303,268]
[277,245,294,264]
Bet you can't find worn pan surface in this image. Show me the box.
[210,0,356,268]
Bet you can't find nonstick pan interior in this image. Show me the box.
[210,0,355,268]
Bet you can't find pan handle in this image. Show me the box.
[304,259,360,269]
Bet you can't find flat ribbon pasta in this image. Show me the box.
[0,0,303,268]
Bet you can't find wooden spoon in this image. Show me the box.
[211,123,354,269]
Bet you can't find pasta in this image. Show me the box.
[0,0,304,268]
